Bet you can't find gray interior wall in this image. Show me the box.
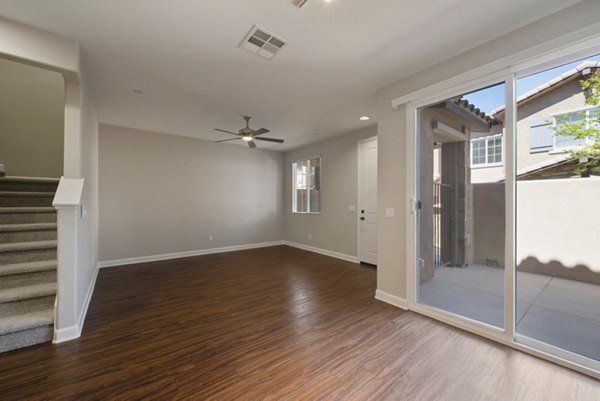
[0,57,64,178]
[283,126,377,257]
[98,124,284,262]
[375,0,600,300]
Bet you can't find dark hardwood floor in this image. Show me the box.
[0,245,598,400]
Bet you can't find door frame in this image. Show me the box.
[400,34,600,379]
[357,136,378,264]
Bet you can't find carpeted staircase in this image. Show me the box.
[0,177,58,353]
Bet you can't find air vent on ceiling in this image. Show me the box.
[239,25,288,60]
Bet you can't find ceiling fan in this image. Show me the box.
[213,116,284,148]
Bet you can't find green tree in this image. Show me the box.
[553,69,600,176]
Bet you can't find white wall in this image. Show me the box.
[0,16,79,82]
[0,57,64,178]
[76,62,99,326]
[98,124,284,262]
[283,126,377,258]
[375,0,600,301]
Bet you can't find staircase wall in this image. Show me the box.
[0,58,64,178]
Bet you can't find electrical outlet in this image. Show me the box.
[308,233,312,240]
[208,235,213,242]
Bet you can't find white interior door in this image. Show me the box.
[358,137,378,265]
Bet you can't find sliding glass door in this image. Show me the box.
[413,49,600,374]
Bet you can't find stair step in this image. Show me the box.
[0,240,57,264]
[0,309,54,336]
[0,260,57,277]
[0,223,57,232]
[0,270,56,290]
[0,240,57,253]
[0,176,59,193]
[0,324,53,353]
[0,283,57,303]
[0,191,55,207]
[0,207,56,224]
[0,207,56,214]
[0,223,57,243]
[0,295,55,319]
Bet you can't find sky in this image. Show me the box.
[460,54,600,115]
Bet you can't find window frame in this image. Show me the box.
[292,156,321,214]
[470,134,504,168]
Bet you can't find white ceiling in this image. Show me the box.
[0,0,580,151]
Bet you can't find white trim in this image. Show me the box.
[54,325,79,343]
[406,103,418,306]
[284,241,359,263]
[375,290,408,310]
[54,262,100,343]
[504,74,516,340]
[357,136,378,265]
[98,241,286,268]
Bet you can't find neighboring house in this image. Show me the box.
[471,61,600,183]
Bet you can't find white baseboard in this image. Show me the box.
[54,325,79,343]
[375,289,408,310]
[98,240,286,268]
[284,241,359,263]
[54,262,100,343]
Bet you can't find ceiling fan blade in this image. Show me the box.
[214,128,240,136]
[254,137,284,143]
[254,128,270,136]
[215,138,241,143]
[248,140,257,149]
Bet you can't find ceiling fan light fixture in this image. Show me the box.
[242,135,253,141]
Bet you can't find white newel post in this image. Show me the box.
[52,177,84,342]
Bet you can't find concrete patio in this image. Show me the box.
[420,264,600,361]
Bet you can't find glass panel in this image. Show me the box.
[293,160,308,213]
[417,82,506,328]
[515,53,600,362]
[487,137,502,164]
[472,140,486,165]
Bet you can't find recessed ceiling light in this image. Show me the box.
[359,115,371,121]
